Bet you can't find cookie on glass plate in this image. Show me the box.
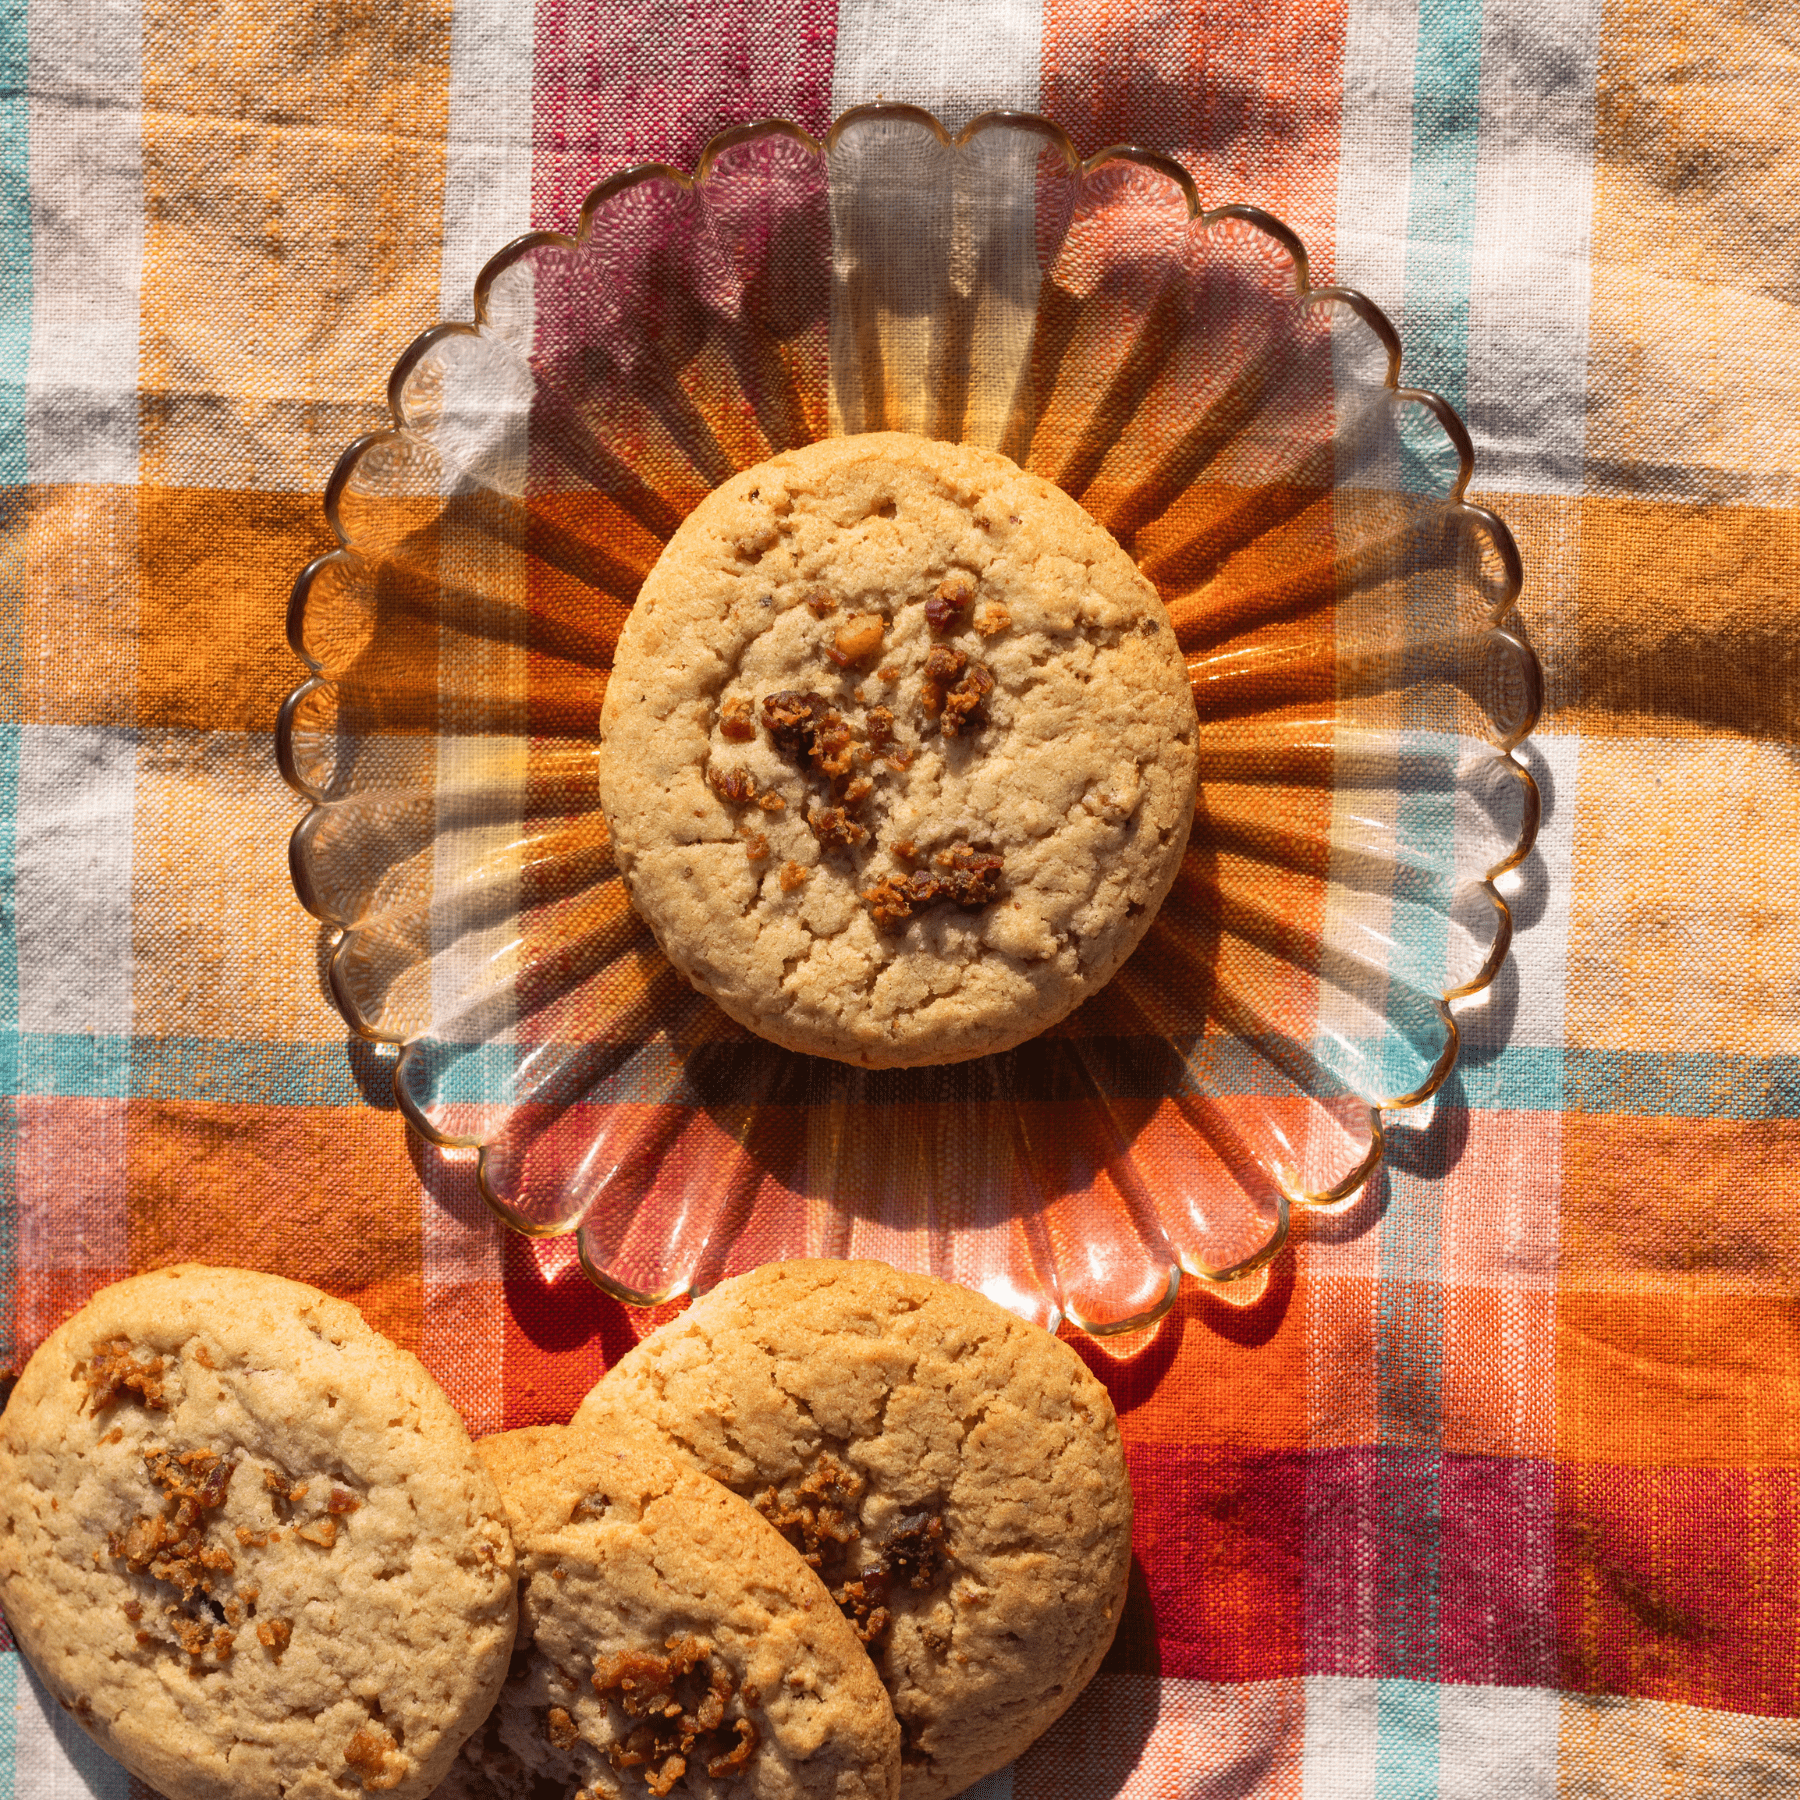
[435,1425,900,1800]
[597,430,1198,1068]
[0,1265,517,1800]
[572,1260,1133,1800]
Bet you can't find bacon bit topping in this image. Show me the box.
[265,1470,308,1505]
[862,870,941,932]
[893,840,917,861]
[101,1427,124,1446]
[754,1455,864,1570]
[761,690,834,758]
[842,776,873,807]
[708,1719,760,1780]
[743,832,769,862]
[878,664,900,683]
[865,848,1003,928]
[594,1636,759,1797]
[884,1511,948,1588]
[812,716,855,778]
[122,1600,143,1622]
[191,1343,216,1370]
[921,644,965,689]
[237,1526,276,1548]
[829,612,886,667]
[919,645,991,730]
[808,807,868,851]
[925,572,975,632]
[546,1705,580,1750]
[865,706,895,749]
[344,1725,408,1792]
[294,1517,338,1549]
[884,749,917,771]
[709,764,758,805]
[933,844,1006,905]
[974,602,1012,637]
[831,1510,950,1646]
[326,1488,362,1515]
[257,1617,292,1654]
[756,790,786,812]
[833,1575,892,1645]
[779,861,809,893]
[806,590,838,618]
[718,694,756,741]
[111,1449,238,1606]
[940,662,994,737]
[79,1338,168,1414]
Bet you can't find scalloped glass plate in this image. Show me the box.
[278,106,1540,1336]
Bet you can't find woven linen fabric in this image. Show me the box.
[2,1,1797,1796]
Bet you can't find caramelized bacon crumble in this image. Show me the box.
[754,1455,864,1569]
[709,765,758,806]
[717,694,757,741]
[753,1457,949,1649]
[864,846,1003,929]
[829,613,886,667]
[79,1338,168,1414]
[925,573,974,632]
[761,690,834,758]
[344,1724,408,1792]
[830,1509,950,1647]
[939,662,994,738]
[594,1636,760,1796]
[807,807,868,851]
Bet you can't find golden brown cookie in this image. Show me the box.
[434,1425,900,1800]
[0,1265,517,1800]
[572,1261,1133,1800]
[598,431,1198,1067]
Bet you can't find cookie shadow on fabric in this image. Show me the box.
[1008,1558,1161,1799]
[15,1655,134,1794]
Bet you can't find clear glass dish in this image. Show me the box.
[278,105,1540,1336]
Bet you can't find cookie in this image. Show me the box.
[434,1425,900,1800]
[598,431,1198,1068]
[0,1266,517,1800]
[572,1261,1133,1800]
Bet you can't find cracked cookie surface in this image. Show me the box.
[598,432,1198,1067]
[572,1261,1133,1800]
[434,1426,898,1800]
[0,1265,517,1800]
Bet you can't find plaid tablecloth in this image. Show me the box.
[4,1,1797,1795]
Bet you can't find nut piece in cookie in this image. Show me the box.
[596,432,1199,1069]
[0,1264,516,1800]
[573,1259,1134,1800]
[436,1425,900,1800]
